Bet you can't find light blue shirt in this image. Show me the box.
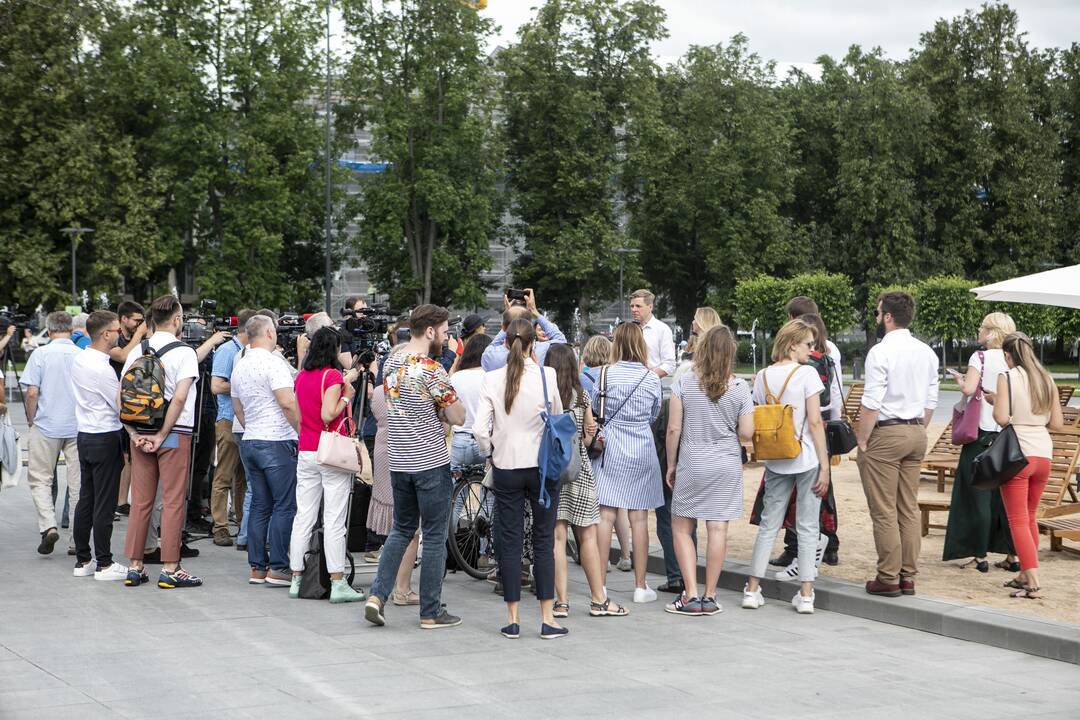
[481,315,566,372]
[20,338,81,438]
[71,331,91,349]
[212,337,243,422]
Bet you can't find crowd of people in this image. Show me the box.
[3,284,1063,639]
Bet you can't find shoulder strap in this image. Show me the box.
[597,365,608,420]
[604,369,651,425]
[539,364,551,414]
[776,365,801,401]
[157,341,188,358]
[1007,370,1014,420]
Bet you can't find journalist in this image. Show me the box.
[481,289,566,371]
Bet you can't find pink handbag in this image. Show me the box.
[315,370,366,476]
[951,351,984,445]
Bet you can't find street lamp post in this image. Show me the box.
[60,226,94,305]
[323,0,333,315]
[615,247,640,322]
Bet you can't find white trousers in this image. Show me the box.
[289,451,353,574]
[27,427,80,533]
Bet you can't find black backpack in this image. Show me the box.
[804,351,835,411]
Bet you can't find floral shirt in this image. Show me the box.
[382,352,458,473]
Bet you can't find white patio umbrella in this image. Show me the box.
[971,264,1080,309]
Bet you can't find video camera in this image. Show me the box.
[275,313,307,363]
[183,300,236,336]
[0,308,30,337]
[339,304,395,362]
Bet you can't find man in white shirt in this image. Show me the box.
[629,289,676,378]
[121,296,203,589]
[71,311,128,581]
[231,314,301,586]
[856,291,939,598]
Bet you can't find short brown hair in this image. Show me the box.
[610,322,648,365]
[786,296,818,319]
[877,291,915,328]
[256,308,279,325]
[237,308,258,330]
[410,304,450,336]
[629,289,655,306]
[772,319,815,362]
[86,310,118,340]
[501,306,527,329]
[150,295,182,327]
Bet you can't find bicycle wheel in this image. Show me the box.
[447,476,496,580]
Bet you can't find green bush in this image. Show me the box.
[734,272,854,335]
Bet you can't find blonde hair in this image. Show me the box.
[981,312,1016,349]
[694,325,736,401]
[686,307,722,354]
[771,319,815,362]
[1002,332,1055,415]
[581,335,611,367]
[609,322,649,365]
[629,289,655,306]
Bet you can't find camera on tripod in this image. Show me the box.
[182,299,236,344]
[0,308,30,337]
[339,304,395,361]
[276,313,307,363]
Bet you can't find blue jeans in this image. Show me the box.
[371,465,452,619]
[239,439,298,572]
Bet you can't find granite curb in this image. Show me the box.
[629,549,1080,665]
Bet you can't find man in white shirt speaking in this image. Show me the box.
[71,311,127,581]
[629,289,676,378]
[856,291,939,598]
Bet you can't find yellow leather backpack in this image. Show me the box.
[752,366,804,460]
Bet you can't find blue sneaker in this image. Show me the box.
[539,623,569,640]
[501,623,520,639]
[124,569,149,587]
[665,594,703,616]
[158,567,203,589]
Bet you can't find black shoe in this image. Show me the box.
[236,543,247,551]
[142,548,162,564]
[769,549,796,568]
[822,550,839,566]
[37,528,59,555]
[116,504,130,516]
[181,543,200,559]
[657,580,685,594]
[186,517,213,534]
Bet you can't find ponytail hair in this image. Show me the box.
[1002,332,1055,415]
[504,318,536,414]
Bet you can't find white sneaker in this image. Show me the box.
[616,557,632,572]
[741,584,765,609]
[633,586,657,603]
[792,591,815,614]
[815,533,829,567]
[73,562,95,578]
[94,562,129,582]
[775,558,819,581]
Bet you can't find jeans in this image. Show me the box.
[492,466,559,604]
[656,484,695,583]
[371,465,452,619]
[239,439,298,572]
[749,466,822,583]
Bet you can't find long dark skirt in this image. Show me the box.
[942,430,1015,561]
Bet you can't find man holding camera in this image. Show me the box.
[209,309,255,546]
[20,311,82,555]
[481,289,565,371]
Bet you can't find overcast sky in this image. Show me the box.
[479,1,1080,76]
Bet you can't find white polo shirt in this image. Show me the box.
[862,329,939,421]
[640,315,677,376]
[71,347,122,433]
[230,347,297,442]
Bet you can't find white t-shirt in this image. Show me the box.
[450,367,485,434]
[121,331,200,430]
[230,347,298,442]
[752,363,825,475]
[71,348,122,433]
[968,349,1009,432]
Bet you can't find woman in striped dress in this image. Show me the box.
[592,322,663,604]
[545,344,629,619]
[664,326,754,616]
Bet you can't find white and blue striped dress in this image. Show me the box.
[591,361,663,510]
[671,372,753,521]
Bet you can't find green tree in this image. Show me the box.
[500,0,667,329]
[785,272,855,335]
[340,0,502,310]
[1059,44,1080,265]
[913,276,982,374]
[732,275,788,334]
[625,35,796,331]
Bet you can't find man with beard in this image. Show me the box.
[856,291,939,598]
[365,304,466,630]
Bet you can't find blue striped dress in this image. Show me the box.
[590,361,663,510]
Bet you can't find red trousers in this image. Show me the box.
[999,457,1050,571]
[124,435,192,564]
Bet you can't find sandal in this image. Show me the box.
[553,602,569,618]
[1003,578,1025,590]
[994,559,1021,573]
[1009,586,1043,600]
[391,590,420,606]
[589,597,629,617]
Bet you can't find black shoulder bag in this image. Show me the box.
[971,372,1028,491]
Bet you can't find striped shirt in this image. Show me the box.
[383,352,458,473]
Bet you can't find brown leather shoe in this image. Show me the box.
[899,578,915,596]
[865,579,902,597]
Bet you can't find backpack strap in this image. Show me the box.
[155,341,188,359]
[775,365,801,401]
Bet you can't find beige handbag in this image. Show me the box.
[315,370,367,478]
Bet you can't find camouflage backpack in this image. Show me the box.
[119,340,186,433]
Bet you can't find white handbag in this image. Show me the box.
[314,370,366,476]
[1,411,21,489]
